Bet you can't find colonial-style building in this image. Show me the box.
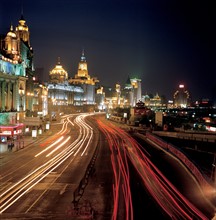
[101,76,142,110]
[0,14,34,116]
[0,13,38,151]
[47,58,84,115]
[142,93,166,109]
[68,50,99,106]
[103,84,124,109]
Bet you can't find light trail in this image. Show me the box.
[0,113,95,214]
[46,136,71,157]
[97,121,133,220]
[97,120,209,220]
[35,136,64,157]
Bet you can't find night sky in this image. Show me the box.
[1,0,215,101]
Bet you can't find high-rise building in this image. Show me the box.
[122,76,142,107]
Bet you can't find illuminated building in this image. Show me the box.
[49,57,68,84]
[122,76,142,107]
[68,50,99,106]
[0,13,35,150]
[0,13,34,115]
[103,84,125,109]
[128,100,153,126]
[47,58,84,114]
[95,86,105,111]
[173,84,190,108]
[102,76,142,110]
[142,93,166,109]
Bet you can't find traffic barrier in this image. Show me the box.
[146,132,214,191]
[72,143,99,208]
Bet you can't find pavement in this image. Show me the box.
[0,130,53,156]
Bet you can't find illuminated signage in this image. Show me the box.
[2,131,12,135]
[32,130,37,138]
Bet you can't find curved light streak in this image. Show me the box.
[35,136,64,157]
[97,120,209,220]
[46,136,71,157]
[0,113,95,213]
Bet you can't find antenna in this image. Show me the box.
[57,57,61,64]
[21,0,24,19]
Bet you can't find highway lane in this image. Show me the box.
[158,136,216,179]
[0,113,101,219]
[1,114,214,219]
[131,132,216,219]
[97,119,215,219]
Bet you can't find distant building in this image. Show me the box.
[47,58,84,114]
[101,76,142,110]
[103,84,124,109]
[68,50,99,106]
[128,100,153,126]
[142,93,165,109]
[95,86,105,111]
[122,76,142,107]
[173,84,190,108]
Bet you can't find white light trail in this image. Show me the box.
[35,136,64,157]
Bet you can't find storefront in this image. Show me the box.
[0,124,24,152]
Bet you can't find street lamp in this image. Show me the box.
[19,87,25,111]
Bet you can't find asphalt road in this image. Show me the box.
[0,114,100,219]
[80,118,216,219]
[131,132,216,219]
[1,114,215,220]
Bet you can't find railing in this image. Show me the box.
[146,132,215,191]
[152,130,216,142]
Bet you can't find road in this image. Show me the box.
[131,132,216,219]
[85,118,215,220]
[0,113,101,219]
[0,114,215,219]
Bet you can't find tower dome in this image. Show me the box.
[4,24,19,59]
[7,25,17,38]
[15,14,30,46]
[49,57,68,83]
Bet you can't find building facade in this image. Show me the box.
[47,58,84,115]
[68,50,99,106]
[102,76,142,110]
[0,14,34,116]
[122,76,142,107]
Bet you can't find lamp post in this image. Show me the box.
[19,87,25,111]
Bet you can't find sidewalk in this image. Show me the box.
[0,130,53,155]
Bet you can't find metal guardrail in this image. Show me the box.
[146,132,215,191]
[72,140,99,219]
[152,131,216,142]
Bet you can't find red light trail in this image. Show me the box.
[97,120,209,220]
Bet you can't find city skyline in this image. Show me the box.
[1,0,215,101]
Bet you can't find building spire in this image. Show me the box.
[20,0,24,20]
[57,57,61,65]
[81,48,86,62]
[10,22,13,31]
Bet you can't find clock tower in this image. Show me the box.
[77,49,88,78]
[69,49,98,86]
